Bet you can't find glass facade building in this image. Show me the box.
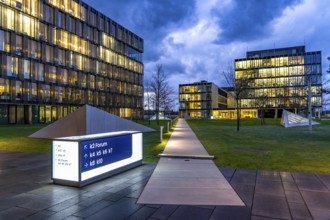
[0,0,144,124]
[235,46,322,117]
[179,81,227,119]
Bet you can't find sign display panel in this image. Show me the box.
[52,132,142,186]
[81,133,142,181]
[80,134,132,172]
[52,141,79,182]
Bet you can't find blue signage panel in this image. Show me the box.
[80,134,132,172]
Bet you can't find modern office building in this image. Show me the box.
[179,81,227,118]
[235,46,322,118]
[210,87,257,119]
[0,0,144,124]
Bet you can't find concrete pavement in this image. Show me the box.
[137,119,244,206]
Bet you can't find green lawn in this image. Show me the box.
[0,125,51,154]
[187,118,330,174]
[0,119,176,162]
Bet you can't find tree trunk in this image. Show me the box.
[236,99,240,132]
[156,92,160,125]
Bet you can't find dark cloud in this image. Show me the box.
[215,0,301,43]
[84,0,196,62]
[162,60,186,74]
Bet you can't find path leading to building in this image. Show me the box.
[137,119,245,206]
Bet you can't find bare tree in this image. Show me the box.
[163,94,175,117]
[222,65,250,131]
[150,64,173,125]
[304,66,314,131]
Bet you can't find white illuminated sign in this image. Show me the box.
[52,132,143,186]
[52,141,79,182]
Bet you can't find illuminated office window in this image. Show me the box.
[29,39,40,59]
[6,56,16,77]
[68,51,74,68]
[91,43,98,57]
[48,66,56,83]
[57,86,63,103]
[76,54,82,70]
[37,63,44,81]
[46,26,54,44]
[51,106,57,121]
[0,78,10,100]
[80,38,87,55]
[15,80,22,100]
[45,105,51,122]
[30,0,39,17]
[2,7,15,30]
[89,75,95,89]
[60,68,68,85]
[71,1,80,19]
[57,48,65,65]
[30,62,36,80]
[21,14,33,36]
[31,82,37,101]
[80,73,87,88]
[0,30,10,52]
[23,60,30,79]
[15,35,23,55]
[45,45,50,62]
[71,34,79,52]
[87,90,93,104]
[80,6,87,21]
[44,85,50,102]
[62,31,69,49]
[99,92,106,105]
[70,71,78,86]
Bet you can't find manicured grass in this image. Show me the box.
[187,118,330,174]
[0,119,177,162]
[0,125,51,154]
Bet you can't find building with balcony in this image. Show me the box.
[179,81,227,118]
[235,46,322,118]
[0,0,144,124]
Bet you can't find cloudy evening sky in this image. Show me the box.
[84,0,330,95]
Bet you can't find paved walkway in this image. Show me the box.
[137,119,244,206]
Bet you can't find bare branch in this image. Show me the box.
[150,64,173,124]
